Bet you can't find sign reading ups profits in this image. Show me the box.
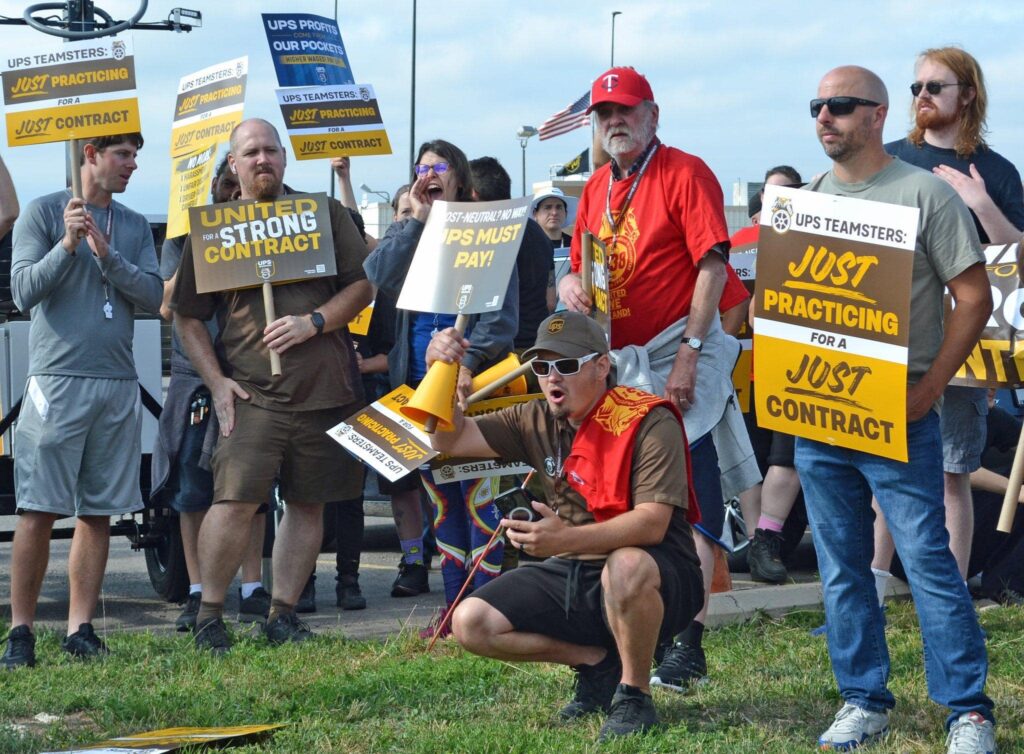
[188,193,336,294]
[754,185,918,461]
[3,36,140,147]
[277,83,391,158]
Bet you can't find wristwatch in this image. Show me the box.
[681,336,703,352]
[310,311,325,336]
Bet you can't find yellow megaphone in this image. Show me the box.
[400,360,459,432]
[470,353,527,398]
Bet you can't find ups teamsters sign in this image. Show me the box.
[188,193,336,294]
[3,36,140,147]
[754,185,918,461]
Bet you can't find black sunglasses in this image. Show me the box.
[910,81,964,97]
[809,97,881,118]
[531,352,600,377]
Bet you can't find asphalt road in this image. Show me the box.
[0,517,449,641]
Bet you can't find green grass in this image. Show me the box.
[1,603,1022,752]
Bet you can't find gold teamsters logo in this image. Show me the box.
[770,196,794,233]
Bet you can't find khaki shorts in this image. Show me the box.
[212,401,363,505]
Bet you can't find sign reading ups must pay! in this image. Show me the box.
[188,193,337,294]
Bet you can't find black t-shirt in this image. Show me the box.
[515,219,555,349]
[885,138,1024,243]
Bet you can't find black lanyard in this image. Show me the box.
[604,143,658,249]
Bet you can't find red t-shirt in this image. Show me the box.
[571,146,730,348]
[729,223,758,250]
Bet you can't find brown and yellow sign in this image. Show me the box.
[3,36,139,148]
[188,192,336,294]
[952,242,1024,387]
[754,186,918,460]
[276,83,392,159]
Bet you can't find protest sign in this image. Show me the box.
[188,193,336,294]
[3,35,140,147]
[729,246,756,412]
[262,13,354,87]
[348,301,374,336]
[951,242,1024,387]
[753,185,918,461]
[581,232,612,343]
[396,198,530,315]
[166,57,247,238]
[276,83,391,159]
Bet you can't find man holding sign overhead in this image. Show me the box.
[798,66,995,752]
[172,118,371,654]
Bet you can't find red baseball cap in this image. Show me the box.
[586,67,654,114]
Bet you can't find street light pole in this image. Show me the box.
[409,0,417,176]
[516,126,538,198]
[610,11,621,66]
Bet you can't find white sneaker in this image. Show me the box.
[818,703,889,750]
[946,712,996,754]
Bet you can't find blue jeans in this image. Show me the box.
[795,412,993,727]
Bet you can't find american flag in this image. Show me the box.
[538,91,591,141]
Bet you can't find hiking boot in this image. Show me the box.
[818,703,889,750]
[650,641,707,692]
[945,712,996,754]
[419,606,452,640]
[194,617,231,655]
[296,575,316,613]
[265,612,313,645]
[336,576,366,610]
[238,586,272,624]
[1,625,35,669]
[989,588,1024,607]
[176,593,202,632]
[748,528,788,583]
[62,623,109,659]
[391,560,429,597]
[559,648,621,721]
[597,685,658,742]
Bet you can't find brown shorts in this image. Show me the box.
[212,400,364,505]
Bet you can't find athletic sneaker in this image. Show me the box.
[598,684,658,742]
[650,641,707,691]
[749,528,788,583]
[265,612,313,645]
[945,712,996,754]
[336,575,367,610]
[194,617,231,655]
[238,587,271,624]
[1,625,35,669]
[62,623,109,659]
[296,575,316,614]
[391,560,429,597]
[418,606,452,640]
[559,649,621,720]
[176,593,202,632]
[818,703,889,750]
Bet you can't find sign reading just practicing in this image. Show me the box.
[3,35,140,147]
[396,198,530,314]
[277,83,391,158]
[188,193,336,294]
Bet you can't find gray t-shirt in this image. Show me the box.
[815,158,983,385]
[11,189,162,379]
[160,234,218,377]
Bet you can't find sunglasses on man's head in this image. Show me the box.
[531,352,600,377]
[809,97,881,118]
[910,81,964,97]
[413,162,450,176]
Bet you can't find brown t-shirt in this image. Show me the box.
[172,196,368,411]
[475,398,699,564]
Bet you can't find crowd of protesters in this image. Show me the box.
[0,45,1022,752]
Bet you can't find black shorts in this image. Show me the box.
[471,545,702,648]
[744,387,796,475]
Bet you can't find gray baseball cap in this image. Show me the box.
[522,312,608,360]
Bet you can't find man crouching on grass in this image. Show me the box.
[425,312,703,742]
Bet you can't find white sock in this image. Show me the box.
[240,581,262,600]
[871,568,890,606]
[189,583,202,596]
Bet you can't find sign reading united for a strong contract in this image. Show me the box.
[188,192,336,294]
[2,35,140,147]
[754,185,918,461]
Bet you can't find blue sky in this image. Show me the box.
[2,0,1023,216]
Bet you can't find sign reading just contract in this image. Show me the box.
[3,35,139,147]
[952,242,1024,387]
[396,198,530,315]
[166,57,248,238]
[188,193,336,294]
[753,185,918,461]
[277,83,391,159]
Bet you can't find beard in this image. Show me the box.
[915,103,960,132]
[602,110,657,161]
[248,170,283,201]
